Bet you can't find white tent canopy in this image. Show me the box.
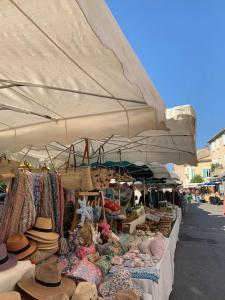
[6,105,197,167]
[0,0,166,152]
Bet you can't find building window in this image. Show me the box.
[216,139,220,149]
[211,142,215,152]
[202,168,211,178]
[223,134,225,145]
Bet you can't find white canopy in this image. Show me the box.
[0,0,166,152]
[7,105,197,167]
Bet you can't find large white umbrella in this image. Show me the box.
[0,0,165,152]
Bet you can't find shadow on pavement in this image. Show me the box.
[170,203,225,300]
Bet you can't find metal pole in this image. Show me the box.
[143,179,146,206]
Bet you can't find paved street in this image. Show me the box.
[170,203,225,300]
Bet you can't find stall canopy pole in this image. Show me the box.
[143,178,146,206]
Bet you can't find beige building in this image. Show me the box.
[173,147,211,186]
[208,129,225,176]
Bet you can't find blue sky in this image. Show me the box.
[106,0,225,149]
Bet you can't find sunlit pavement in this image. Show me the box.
[170,203,225,300]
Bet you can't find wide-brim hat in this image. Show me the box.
[37,241,59,250]
[6,234,37,261]
[25,231,59,242]
[72,282,98,300]
[46,294,70,300]
[25,247,59,264]
[26,217,59,242]
[0,243,17,272]
[25,234,59,244]
[17,277,75,299]
[0,292,21,300]
[17,261,76,299]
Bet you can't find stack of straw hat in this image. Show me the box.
[25,217,59,263]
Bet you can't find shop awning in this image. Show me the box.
[6,105,197,167]
[0,0,166,152]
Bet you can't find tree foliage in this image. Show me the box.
[190,175,204,183]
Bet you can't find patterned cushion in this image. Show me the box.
[68,257,103,286]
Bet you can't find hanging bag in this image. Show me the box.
[61,145,82,190]
[0,153,20,174]
[91,147,113,190]
[80,139,93,192]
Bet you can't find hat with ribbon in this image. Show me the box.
[26,217,59,242]
[0,243,17,272]
[0,292,21,300]
[6,233,37,261]
[17,261,76,299]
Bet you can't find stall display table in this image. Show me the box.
[0,261,35,292]
[133,207,182,300]
[123,214,146,233]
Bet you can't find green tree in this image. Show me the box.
[190,175,204,183]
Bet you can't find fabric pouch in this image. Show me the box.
[68,257,103,286]
[111,256,123,265]
[76,243,96,259]
[95,255,112,275]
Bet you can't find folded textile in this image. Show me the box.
[109,266,160,283]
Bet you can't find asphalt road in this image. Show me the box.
[170,202,225,300]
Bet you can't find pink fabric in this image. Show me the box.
[123,253,136,260]
[111,256,123,265]
[69,257,103,286]
[76,243,96,259]
[150,237,165,260]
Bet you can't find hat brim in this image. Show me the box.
[0,291,21,300]
[25,247,59,265]
[26,230,59,241]
[0,253,17,271]
[17,276,76,299]
[16,240,37,261]
[37,242,59,250]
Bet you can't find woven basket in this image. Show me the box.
[0,156,20,175]
[91,168,113,190]
[61,168,82,190]
[80,166,93,191]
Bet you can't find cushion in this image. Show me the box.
[68,257,103,286]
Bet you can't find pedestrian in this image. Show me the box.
[139,190,144,206]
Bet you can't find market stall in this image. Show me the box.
[0,1,197,300]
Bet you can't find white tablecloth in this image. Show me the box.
[133,207,182,300]
[0,261,35,292]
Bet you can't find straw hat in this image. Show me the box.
[6,233,37,260]
[0,243,17,271]
[26,217,59,242]
[115,290,140,300]
[72,282,97,300]
[46,294,69,300]
[36,241,59,250]
[25,247,59,264]
[17,261,76,299]
[0,292,21,300]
